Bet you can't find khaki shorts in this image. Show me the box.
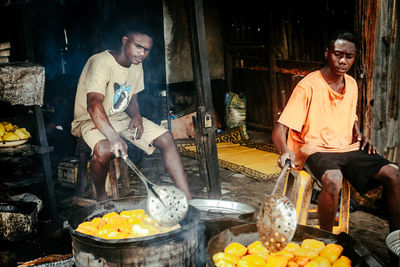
[79,112,168,155]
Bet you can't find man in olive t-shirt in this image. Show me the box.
[71,26,191,201]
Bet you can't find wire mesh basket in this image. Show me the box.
[386,230,400,257]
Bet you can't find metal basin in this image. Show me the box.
[207,223,386,266]
[189,198,255,220]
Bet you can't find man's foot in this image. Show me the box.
[96,194,110,202]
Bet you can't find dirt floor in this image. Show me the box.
[0,130,396,266]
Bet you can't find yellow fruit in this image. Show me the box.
[294,247,319,260]
[14,128,30,139]
[237,258,258,267]
[90,217,107,229]
[214,259,236,267]
[291,256,310,266]
[102,212,124,223]
[76,221,98,236]
[212,252,240,265]
[212,252,226,263]
[120,209,146,218]
[0,123,4,137]
[332,256,351,267]
[304,261,320,267]
[102,230,126,239]
[314,256,332,267]
[76,227,96,236]
[320,244,343,264]
[4,122,13,131]
[287,261,299,267]
[272,250,295,261]
[240,255,266,266]
[131,222,160,237]
[127,217,143,225]
[301,239,326,253]
[224,242,247,257]
[247,241,269,259]
[284,242,301,253]
[265,254,289,267]
[3,132,20,141]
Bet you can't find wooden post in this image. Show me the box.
[396,0,400,202]
[34,105,57,221]
[266,9,279,122]
[185,0,221,198]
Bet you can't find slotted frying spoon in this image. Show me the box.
[124,157,188,227]
[256,160,297,252]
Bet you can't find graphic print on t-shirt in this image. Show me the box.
[110,82,131,115]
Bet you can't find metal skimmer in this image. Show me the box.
[256,161,297,252]
[124,158,188,227]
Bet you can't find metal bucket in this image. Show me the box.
[386,230,400,257]
[68,197,204,266]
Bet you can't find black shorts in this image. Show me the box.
[305,150,392,194]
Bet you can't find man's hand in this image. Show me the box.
[109,134,128,159]
[353,122,377,154]
[359,135,378,154]
[125,94,143,139]
[278,151,296,169]
[127,115,143,140]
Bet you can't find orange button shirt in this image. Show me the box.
[278,70,360,169]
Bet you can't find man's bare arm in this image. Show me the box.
[272,122,295,168]
[87,92,127,158]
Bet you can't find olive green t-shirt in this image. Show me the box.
[71,50,144,137]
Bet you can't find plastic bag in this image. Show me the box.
[225,91,248,138]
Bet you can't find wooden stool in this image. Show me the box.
[74,139,130,201]
[282,167,351,234]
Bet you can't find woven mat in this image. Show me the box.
[176,127,281,180]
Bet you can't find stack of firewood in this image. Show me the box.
[0,42,10,63]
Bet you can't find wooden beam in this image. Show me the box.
[359,0,380,138]
[0,42,11,50]
[265,9,279,122]
[185,0,221,198]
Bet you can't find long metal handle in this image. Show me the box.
[271,161,291,196]
[124,157,153,187]
[124,157,166,207]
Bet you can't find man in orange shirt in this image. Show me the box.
[272,31,399,234]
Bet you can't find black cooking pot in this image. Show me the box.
[68,197,204,266]
[207,223,386,267]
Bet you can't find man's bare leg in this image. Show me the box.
[153,132,192,199]
[318,169,343,232]
[372,164,399,232]
[91,139,113,201]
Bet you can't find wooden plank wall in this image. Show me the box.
[222,0,350,131]
[370,0,398,162]
[221,0,398,163]
[356,0,399,162]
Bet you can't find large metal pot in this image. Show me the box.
[207,223,386,267]
[68,197,204,266]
